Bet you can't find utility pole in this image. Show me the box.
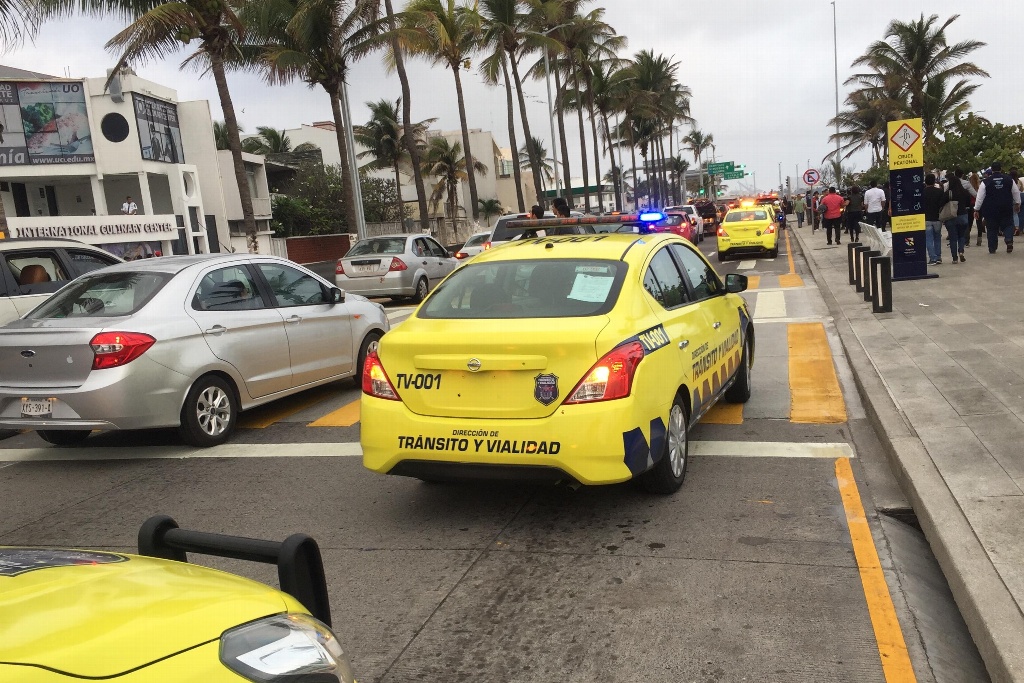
[832,1,840,161]
[543,45,561,202]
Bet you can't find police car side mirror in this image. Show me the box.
[724,273,748,294]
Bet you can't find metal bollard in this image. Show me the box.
[847,242,862,285]
[862,250,880,302]
[871,256,892,313]
[853,246,871,292]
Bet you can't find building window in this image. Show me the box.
[499,159,514,178]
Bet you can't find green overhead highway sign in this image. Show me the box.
[722,171,746,180]
[707,161,734,174]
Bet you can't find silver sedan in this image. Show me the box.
[335,234,458,302]
[0,254,390,447]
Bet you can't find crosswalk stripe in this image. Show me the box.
[754,316,832,324]
[387,307,416,321]
[754,291,787,318]
[737,260,757,270]
[0,440,854,462]
[308,399,360,427]
[788,323,847,424]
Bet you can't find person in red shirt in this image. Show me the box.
[820,186,846,245]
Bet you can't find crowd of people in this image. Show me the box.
[792,164,1024,264]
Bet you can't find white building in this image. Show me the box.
[0,66,274,256]
[278,122,536,221]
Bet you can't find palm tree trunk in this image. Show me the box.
[585,80,602,213]
[500,53,525,212]
[570,62,590,213]
[393,161,406,223]
[601,112,621,211]
[450,64,479,220]
[554,66,572,204]
[629,132,639,210]
[508,52,544,207]
[384,0,429,231]
[211,54,257,251]
[328,90,359,234]
[658,135,669,206]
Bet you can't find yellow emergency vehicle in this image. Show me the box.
[361,214,754,494]
[716,201,780,261]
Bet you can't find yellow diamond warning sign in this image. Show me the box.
[888,119,923,169]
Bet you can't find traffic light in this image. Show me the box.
[698,188,705,196]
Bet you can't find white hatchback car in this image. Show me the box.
[0,238,122,325]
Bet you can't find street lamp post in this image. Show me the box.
[831,1,840,161]
[543,44,561,204]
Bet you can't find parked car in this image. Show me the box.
[454,232,490,262]
[665,205,704,242]
[0,238,123,325]
[483,211,585,248]
[0,515,355,682]
[335,234,457,302]
[0,254,389,447]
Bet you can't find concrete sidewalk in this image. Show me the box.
[789,223,1024,683]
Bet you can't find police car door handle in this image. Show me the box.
[713,321,722,329]
[679,340,689,349]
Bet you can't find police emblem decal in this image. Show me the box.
[534,374,559,405]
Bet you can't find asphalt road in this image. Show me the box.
[0,224,987,682]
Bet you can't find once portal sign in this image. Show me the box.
[802,169,821,186]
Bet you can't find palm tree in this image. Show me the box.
[60,0,261,248]
[478,198,503,222]
[590,60,630,211]
[405,0,483,220]
[422,136,487,243]
[519,136,554,196]
[668,156,689,205]
[376,0,431,231]
[849,13,987,140]
[241,126,319,154]
[354,97,433,222]
[247,0,384,236]
[213,120,239,151]
[683,128,714,198]
[826,88,901,165]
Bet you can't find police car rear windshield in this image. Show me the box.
[725,210,769,222]
[419,259,626,319]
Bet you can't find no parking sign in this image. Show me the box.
[803,169,821,186]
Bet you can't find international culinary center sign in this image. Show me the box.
[0,81,94,166]
[10,219,176,241]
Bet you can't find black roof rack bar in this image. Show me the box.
[138,514,332,627]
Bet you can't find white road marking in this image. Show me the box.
[753,316,833,324]
[707,251,717,257]
[754,290,787,318]
[690,441,856,459]
[0,440,854,462]
[737,260,757,270]
[386,307,416,321]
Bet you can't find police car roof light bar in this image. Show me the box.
[504,214,652,230]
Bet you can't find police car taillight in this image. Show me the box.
[763,225,776,234]
[564,342,645,404]
[718,226,728,237]
[362,350,400,400]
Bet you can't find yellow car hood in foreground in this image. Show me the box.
[0,548,290,678]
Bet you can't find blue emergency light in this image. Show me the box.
[638,211,665,223]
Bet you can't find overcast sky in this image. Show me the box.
[4,0,1021,196]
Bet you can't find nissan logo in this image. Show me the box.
[20,350,35,358]
[467,358,482,372]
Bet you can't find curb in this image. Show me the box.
[789,226,1024,683]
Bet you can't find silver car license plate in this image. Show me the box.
[21,398,53,418]
[355,265,376,274]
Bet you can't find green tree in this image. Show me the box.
[242,126,319,154]
[405,0,484,220]
[353,98,433,223]
[360,174,406,222]
[928,114,1024,173]
[422,136,487,242]
[212,120,238,151]
[478,198,503,222]
[683,128,713,198]
[519,136,553,195]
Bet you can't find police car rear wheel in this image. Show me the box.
[641,397,688,494]
[717,250,726,262]
[725,334,753,403]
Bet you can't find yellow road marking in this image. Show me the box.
[835,458,917,682]
[239,385,342,429]
[779,273,804,288]
[788,323,847,423]
[745,275,760,290]
[701,402,743,424]
[785,230,797,274]
[309,399,360,427]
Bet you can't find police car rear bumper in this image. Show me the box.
[360,395,673,485]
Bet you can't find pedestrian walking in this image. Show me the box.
[864,179,886,229]
[923,173,950,264]
[945,168,972,263]
[804,190,813,224]
[820,187,844,245]
[844,186,865,242]
[1011,169,1024,236]
[975,162,1022,254]
[811,191,821,232]
[969,172,984,246]
[793,194,806,228]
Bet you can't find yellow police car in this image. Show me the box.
[0,516,355,682]
[716,202,779,261]
[361,215,753,494]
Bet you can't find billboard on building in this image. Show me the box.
[0,80,94,166]
[133,93,184,163]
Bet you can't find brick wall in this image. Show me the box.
[285,234,351,264]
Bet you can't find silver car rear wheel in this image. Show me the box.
[179,375,237,447]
